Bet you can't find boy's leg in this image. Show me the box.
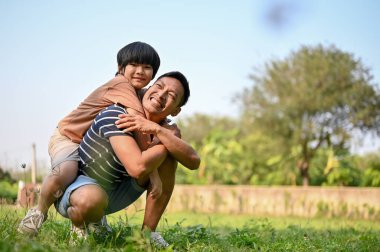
[141,156,177,231]
[18,129,79,235]
[39,128,80,214]
[38,160,79,213]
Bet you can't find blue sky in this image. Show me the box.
[1,0,379,172]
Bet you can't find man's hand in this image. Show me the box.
[162,122,181,138]
[116,114,159,134]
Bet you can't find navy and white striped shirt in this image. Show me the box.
[78,104,133,190]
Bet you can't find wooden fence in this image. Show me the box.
[130,185,380,219]
[16,183,380,219]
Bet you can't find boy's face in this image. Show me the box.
[123,63,153,89]
[142,77,184,121]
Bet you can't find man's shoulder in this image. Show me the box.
[93,104,132,138]
[96,104,126,120]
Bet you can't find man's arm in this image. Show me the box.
[109,135,168,179]
[115,114,201,170]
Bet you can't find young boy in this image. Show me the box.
[18,41,162,235]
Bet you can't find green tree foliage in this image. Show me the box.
[0,166,18,202]
[358,152,380,186]
[236,44,380,186]
[322,148,361,186]
[0,166,16,183]
[177,113,237,148]
[176,114,248,184]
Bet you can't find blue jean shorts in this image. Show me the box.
[55,175,146,218]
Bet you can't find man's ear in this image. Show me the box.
[170,107,181,117]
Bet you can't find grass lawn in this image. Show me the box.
[1,205,379,251]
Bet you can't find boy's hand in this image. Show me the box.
[148,172,162,199]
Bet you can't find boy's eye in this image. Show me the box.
[144,65,152,69]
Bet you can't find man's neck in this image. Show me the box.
[145,111,166,125]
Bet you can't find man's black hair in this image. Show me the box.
[156,71,190,107]
[117,42,160,78]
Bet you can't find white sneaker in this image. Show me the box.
[70,224,88,244]
[17,208,47,235]
[70,216,112,243]
[151,231,170,249]
[100,215,112,233]
[88,215,113,235]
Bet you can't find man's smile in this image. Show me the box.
[149,96,164,109]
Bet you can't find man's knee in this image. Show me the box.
[69,185,108,223]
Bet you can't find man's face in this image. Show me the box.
[123,63,153,90]
[142,77,184,120]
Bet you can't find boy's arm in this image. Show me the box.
[115,114,201,170]
[126,108,150,151]
[104,78,145,116]
[105,80,150,151]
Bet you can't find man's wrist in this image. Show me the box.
[154,123,163,136]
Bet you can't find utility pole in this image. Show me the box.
[31,143,37,184]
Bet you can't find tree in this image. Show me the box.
[177,113,237,148]
[237,44,380,186]
[0,166,16,183]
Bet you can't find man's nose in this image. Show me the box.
[157,90,167,101]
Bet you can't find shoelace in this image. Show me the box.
[23,212,44,232]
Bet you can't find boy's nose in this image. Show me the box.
[136,65,144,73]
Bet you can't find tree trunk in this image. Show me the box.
[297,159,310,186]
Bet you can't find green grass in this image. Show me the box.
[1,205,379,251]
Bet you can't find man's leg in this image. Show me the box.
[68,184,108,227]
[141,156,177,231]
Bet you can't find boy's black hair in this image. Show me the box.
[117,42,160,78]
[156,71,190,107]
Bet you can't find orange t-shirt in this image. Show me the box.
[58,75,145,143]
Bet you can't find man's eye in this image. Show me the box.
[169,94,176,100]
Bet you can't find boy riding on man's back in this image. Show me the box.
[18,41,162,235]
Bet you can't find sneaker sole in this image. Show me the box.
[17,225,38,236]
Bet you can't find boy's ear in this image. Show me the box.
[170,107,181,117]
[118,65,124,74]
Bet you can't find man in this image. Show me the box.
[55,71,200,248]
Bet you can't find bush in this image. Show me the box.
[0,180,18,202]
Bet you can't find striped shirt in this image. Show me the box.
[78,104,133,190]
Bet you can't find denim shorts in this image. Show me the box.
[55,175,146,218]
[48,128,80,170]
